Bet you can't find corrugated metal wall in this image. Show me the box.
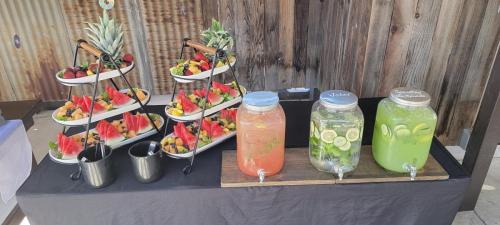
[0,0,499,145]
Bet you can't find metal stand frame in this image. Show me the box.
[62,40,160,152]
[460,45,500,210]
[164,38,243,175]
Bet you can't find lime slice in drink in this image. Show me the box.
[345,128,360,142]
[333,136,348,147]
[395,128,411,137]
[393,124,408,132]
[314,127,321,139]
[310,121,315,136]
[413,123,432,135]
[338,141,351,151]
[381,124,390,136]
[320,129,337,143]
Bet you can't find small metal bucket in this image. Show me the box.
[128,141,164,183]
[76,145,115,188]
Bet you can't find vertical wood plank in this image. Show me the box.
[424,0,465,109]
[291,0,309,88]
[264,0,280,90]
[232,0,265,91]
[400,0,442,88]
[361,0,394,97]
[305,0,329,89]
[342,0,372,96]
[378,0,417,96]
[435,0,489,144]
[447,0,500,144]
[277,0,295,89]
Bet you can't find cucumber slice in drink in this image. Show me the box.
[381,124,389,136]
[333,136,348,147]
[320,129,337,144]
[310,121,315,136]
[395,128,411,137]
[338,141,351,151]
[314,128,321,139]
[345,128,360,142]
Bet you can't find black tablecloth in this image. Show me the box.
[16,98,470,225]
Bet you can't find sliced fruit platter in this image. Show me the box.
[165,81,245,121]
[55,54,135,86]
[52,87,150,126]
[161,108,237,159]
[49,112,164,164]
[169,52,236,83]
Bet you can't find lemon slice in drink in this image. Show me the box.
[345,128,360,142]
[338,141,351,151]
[320,129,337,143]
[333,136,348,147]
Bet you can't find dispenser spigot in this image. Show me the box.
[403,163,417,181]
[258,169,265,183]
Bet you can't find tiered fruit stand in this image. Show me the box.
[162,38,245,175]
[48,40,162,164]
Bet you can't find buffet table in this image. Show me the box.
[16,99,470,225]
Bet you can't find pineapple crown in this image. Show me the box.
[85,10,124,60]
[201,19,234,52]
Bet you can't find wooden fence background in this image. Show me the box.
[0,0,499,144]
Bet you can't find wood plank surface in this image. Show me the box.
[221,146,448,188]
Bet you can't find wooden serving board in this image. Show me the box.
[221,146,449,188]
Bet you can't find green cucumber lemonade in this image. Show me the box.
[372,88,437,173]
[309,90,364,177]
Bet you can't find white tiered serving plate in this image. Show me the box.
[170,59,236,83]
[52,89,150,126]
[55,63,134,86]
[49,114,164,164]
[164,86,245,122]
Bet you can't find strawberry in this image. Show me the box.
[63,70,76,79]
[199,61,210,71]
[122,53,134,63]
[75,71,86,78]
[193,53,209,62]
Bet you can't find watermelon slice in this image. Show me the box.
[123,112,138,132]
[229,89,239,97]
[179,95,201,115]
[105,86,134,107]
[207,91,223,105]
[201,118,224,138]
[57,133,83,159]
[135,114,152,134]
[173,123,197,149]
[220,109,237,123]
[193,88,207,98]
[77,96,105,113]
[212,81,231,93]
[96,120,125,146]
[210,122,224,138]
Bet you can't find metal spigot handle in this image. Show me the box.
[258,169,265,183]
[403,163,417,181]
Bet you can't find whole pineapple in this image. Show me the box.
[201,19,234,52]
[85,10,124,63]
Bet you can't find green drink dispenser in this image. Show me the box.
[309,90,364,180]
[372,87,437,180]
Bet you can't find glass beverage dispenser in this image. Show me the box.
[236,91,286,182]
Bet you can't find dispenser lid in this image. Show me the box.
[320,90,358,109]
[243,91,279,107]
[389,87,431,107]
